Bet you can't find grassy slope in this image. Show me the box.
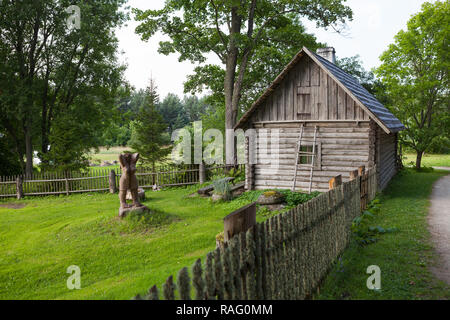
[318,170,450,300]
[89,147,131,162]
[403,154,450,168]
[0,186,263,300]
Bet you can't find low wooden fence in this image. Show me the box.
[134,166,378,300]
[0,164,243,199]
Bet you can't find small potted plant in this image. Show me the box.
[211,179,232,202]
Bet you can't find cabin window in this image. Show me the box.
[298,144,321,170]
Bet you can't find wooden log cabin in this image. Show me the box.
[236,47,405,193]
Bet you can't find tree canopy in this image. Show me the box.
[376,0,449,168]
[134,0,353,163]
[0,0,128,174]
[129,79,172,168]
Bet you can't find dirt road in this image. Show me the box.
[428,174,450,285]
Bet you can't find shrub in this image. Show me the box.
[228,167,245,182]
[351,199,398,246]
[279,190,321,208]
[212,178,232,200]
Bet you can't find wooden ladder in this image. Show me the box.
[292,125,318,194]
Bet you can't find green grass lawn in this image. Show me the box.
[0,185,276,300]
[2,170,448,300]
[89,146,130,163]
[403,153,450,168]
[317,169,450,300]
[87,147,172,173]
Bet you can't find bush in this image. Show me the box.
[228,167,245,183]
[212,178,232,200]
[279,190,321,208]
[351,199,398,246]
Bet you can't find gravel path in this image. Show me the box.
[428,174,450,285]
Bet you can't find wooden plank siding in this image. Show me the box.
[252,122,371,192]
[248,56,368,124]
[243,54,398,193]
[377,127,398,190]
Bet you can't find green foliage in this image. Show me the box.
[256,206,279,219]
[129,79,172,166]
[212,179,232,200]
[0,133,22,176]
[0,183,265,300]
[375,1,450,169]
[319,170,450,300]
[134,0,352,136]
[227,167,245,183]
[41,105,106,172]
[336,56,390,105]
[157,94,189,135]
[351,200,398,246]
[403,153,450,168]
[279,190,321,208]
[0,0,129,174]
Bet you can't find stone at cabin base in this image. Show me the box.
[119,205,150,218]
[257,191,284,205]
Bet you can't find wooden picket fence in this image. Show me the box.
[0,164,243,199]
[134,166,378,300]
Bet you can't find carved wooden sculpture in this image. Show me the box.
[118,153,147,217]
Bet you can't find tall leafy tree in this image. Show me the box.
[376,1,449,169]
[0,132,22,176]
[0,0,128,175]
[134,0,353,163]
[129,79,172,170]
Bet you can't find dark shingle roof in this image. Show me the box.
[235,47,405,133]
[310,50,405,133]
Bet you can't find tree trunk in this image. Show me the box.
[152,162,156,186]
[25,125,33,177]
[224,7,241,166]
[416,151,424,169]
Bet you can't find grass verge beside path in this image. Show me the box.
[403,154,450,168]
[317,170,450,300]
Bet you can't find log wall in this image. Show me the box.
[252,122,371,192]
[377,127,398,190]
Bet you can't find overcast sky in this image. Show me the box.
[116,0,434,98]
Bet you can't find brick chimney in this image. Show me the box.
[317,47,336,64]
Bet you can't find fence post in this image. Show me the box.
[358,166,367,211]
[199,163,206,184]
[109,170,117,194]
[16,177,23,200]
[349,170,359,181]
[328,175,342,190]
[65,178,70,196]
[223,203,257,242]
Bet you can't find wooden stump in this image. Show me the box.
[16,177,23,200]
[223,203,256,242]
[199,163,206,184]
[109,170,117,194]
[329,175,342,190]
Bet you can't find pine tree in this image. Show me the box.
[129,78,171,173]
